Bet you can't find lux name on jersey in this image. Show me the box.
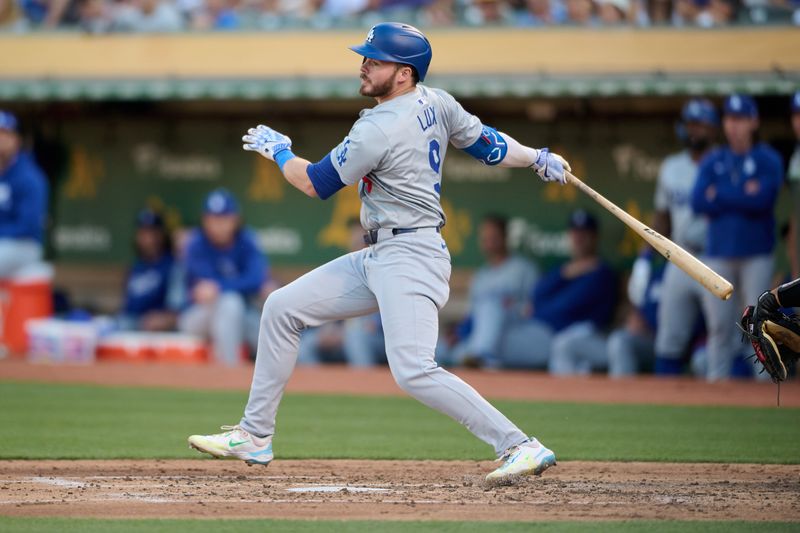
[417,106,437,132]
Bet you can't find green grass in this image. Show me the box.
[0,381,798,463]
[0,518,797,533]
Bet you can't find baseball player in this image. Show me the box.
[188,22,570,483]
[652,99,717,375]
[0,111,49,279]
[690,94,782,381]
[179,189,266,365]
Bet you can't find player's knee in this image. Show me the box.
[390,362,435,394]
[260,287,300,330]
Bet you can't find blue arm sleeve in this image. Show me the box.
[462,126,508,166]
[307,152,346,200]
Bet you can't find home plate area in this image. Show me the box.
[1,459,798,522]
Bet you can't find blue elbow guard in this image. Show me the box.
[463,126,507,166]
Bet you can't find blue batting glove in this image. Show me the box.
[531,148,571,185]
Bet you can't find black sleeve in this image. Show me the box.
[777,278,800,307]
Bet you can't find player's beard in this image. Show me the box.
[359,71,398,98]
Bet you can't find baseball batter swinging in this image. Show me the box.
[189,22,571,483]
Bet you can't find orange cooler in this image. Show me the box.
[0,279,53,356]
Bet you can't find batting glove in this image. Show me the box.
[531,148,571,185]
[242,125,293,165]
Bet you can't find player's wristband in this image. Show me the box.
[275,150,296,172]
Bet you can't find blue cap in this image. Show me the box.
[568,209,598,231]
[204,188,239,215]
[135,208,164,229]
[792,91,800,114]
[723,94,758,118]
[681,98,718,126]
[0,111,19,132]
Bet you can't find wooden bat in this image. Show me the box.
[565,171,734,301]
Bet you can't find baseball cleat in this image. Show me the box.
[188,425,273,466]
[485,439,556,483]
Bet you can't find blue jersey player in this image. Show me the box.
[188,23,571,483]
[691,94,782,381]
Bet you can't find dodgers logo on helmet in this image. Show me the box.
[349,22,433,82]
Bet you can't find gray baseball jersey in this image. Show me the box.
[329,85,482,230]
[654,150,707,252]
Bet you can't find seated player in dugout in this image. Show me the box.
[178,188,267,366]
[189,23,572,483]
[498,210,617,374]
[117,208,178,332]
[437,213,539,369]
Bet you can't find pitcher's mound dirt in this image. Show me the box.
[2,460,798,522]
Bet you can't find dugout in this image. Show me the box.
[0,28,797,316]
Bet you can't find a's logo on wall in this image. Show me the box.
[249,157,284,202]
[65,146,104,199]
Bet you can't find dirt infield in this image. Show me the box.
[1,460,799,522]
[2,359,799,522]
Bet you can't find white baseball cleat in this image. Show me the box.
[188,425,273,466]
[485,439,556,483]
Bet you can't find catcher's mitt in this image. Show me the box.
[739,291,800,383]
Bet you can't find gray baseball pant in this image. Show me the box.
[179,292,246,366]
[655,262,705,361]
[239,230,529,456]
[700,255,773,381]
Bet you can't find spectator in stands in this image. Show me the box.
[0,111,49,279]
[113,0,184,32]
[500,210,616,373]
[76,0,114,33]
[596,0,633,23]
[118,208,178,331]
[564,0,596,23]
[463,0,515,25]
[647,0,673,24]
[179,188,266,365]
[440,214,539,368]
[690,94,782,381]
[696,0,739,25]
[190,0,243,30]
[0,0,30,31]
[653,98,717,375]
[607,250,663,377]
[297,217,385,366]
[19,0,72,28]
[672,0,702,24]
[514,0,567,25]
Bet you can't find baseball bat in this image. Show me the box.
[564,171,734,301]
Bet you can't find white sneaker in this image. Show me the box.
[486,439,556,483]
[188,425,273,466]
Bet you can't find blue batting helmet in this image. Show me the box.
[681,98,718,126]
[349,22,433,82]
